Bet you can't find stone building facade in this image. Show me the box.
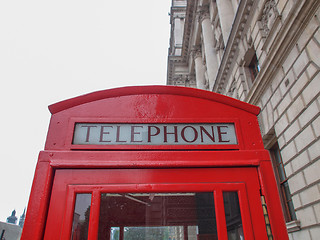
[0,221,22,240]
[167,0,320,239]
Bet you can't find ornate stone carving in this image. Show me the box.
[197,5,210,23]
[191,45,202,59]
[228,80,236,96]
[172,74,197,87]
[261,0,279,35]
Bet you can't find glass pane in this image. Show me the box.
[223,192,244,240]
[71,193,92,240]
[98,193,218,240]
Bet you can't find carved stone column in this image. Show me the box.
[216,0,234,46]
[192,46,207,90]
[198,7,219,90]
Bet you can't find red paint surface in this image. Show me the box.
[21,86,288,240]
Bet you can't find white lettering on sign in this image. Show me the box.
[72,123,238,145]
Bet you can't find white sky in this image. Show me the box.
[0,0,171,222]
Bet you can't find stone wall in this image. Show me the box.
[167,1,320,238]
[222,1,320,238]
[259,4,320,239]
[0,221,22,240]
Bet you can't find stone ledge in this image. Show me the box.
[286,220,301,233]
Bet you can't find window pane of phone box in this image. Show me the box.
[71,193,92,240]
[98,193,218,240]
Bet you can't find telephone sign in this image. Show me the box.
[73,123,237,145]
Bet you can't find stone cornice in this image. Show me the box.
[167,3,188,85]
[181,0,198,62]
[167,0,198,85]
[245,0,320,105]
[213,0,255,93]
[166,55,184,85]
[169,5,187,24]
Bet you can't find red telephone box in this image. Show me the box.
[21,86,288,240]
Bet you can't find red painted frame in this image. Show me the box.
[44,168,264,240]
[21,86,288,240]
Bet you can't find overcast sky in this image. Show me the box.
[0,0,171,222]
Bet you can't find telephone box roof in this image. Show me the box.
[48,85,260,115]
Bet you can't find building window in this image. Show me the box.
[269,143,297,222]
[248,54,260,81]
[241,48,260,94]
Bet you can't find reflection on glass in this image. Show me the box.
[123,226,183,240]
[98,193,217,240]
[195,193,218,240]
[71,193,92,240]
[110,227,120,240]
[223,192,244,240]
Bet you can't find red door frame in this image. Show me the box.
[45,168,265,240]
[21,86,289,240]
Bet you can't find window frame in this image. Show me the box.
[269,143,297,222]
